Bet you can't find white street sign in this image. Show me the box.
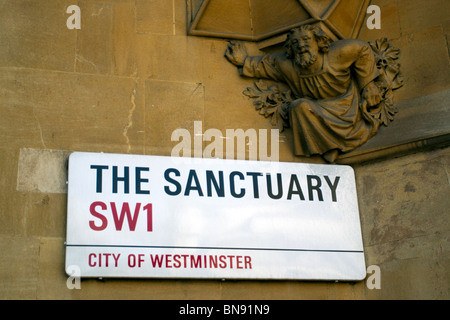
[65,152,366,280]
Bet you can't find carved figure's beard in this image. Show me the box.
[295,49,318,68]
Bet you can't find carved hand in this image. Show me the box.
[362,81,382,107]
[225,41,248,67]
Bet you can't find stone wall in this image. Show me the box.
[0,0,449,299]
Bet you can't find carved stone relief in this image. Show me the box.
[225,24,403,162]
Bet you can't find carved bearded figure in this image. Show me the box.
[225,25,385,163]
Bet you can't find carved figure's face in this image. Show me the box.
[290,29,319,68]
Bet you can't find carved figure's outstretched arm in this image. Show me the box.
[225,41,286,85]
[224,41,248,67]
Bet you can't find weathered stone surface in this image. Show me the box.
[354,148,450,299]
[75,1,114,74]
[0,236,40,299]
[136,0,175,35]
[0,0,77,72]
[17,148,70,194]
[145,79,205,151]
[390,26,450,102]
[0,68,144,154]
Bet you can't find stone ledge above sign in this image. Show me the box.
[188,0,370,42]
[338,89,450,164]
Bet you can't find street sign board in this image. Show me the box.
[65,152,366,280]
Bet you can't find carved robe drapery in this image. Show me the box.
[239,39,381,157]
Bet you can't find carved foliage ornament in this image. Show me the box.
[225,25,403,162]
